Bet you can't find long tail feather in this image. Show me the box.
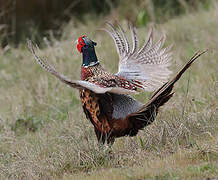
[127,50,208,135]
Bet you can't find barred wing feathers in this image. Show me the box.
[104,23,173,92]
[27,40,136,95]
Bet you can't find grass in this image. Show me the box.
[0,3,218,180]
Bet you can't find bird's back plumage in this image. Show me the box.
[27,23,207,145]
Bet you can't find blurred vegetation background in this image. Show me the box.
[0,0,212,47]
[0,0,217,179]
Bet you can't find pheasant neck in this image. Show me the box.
[82,46,99,67]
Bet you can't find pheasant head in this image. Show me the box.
[76,36,98,67]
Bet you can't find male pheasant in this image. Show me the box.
[27,23,206,145]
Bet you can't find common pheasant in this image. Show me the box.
[27,23,206,145]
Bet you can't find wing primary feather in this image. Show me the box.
[158,44,173,57]
[101,28,123,57]
[117,23,130,54]
[27,39,83,88]
[138,27,154,55]
[147,35,166,56]
[106,22,126,55]
[154,35,166,52]
[128,22,139,56]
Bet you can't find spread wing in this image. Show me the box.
[27,40,136,94]
[103,22,173,92]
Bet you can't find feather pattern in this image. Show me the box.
[27,25,207,145]
[129,23,139,56]
[27,39,140,95]
[103,23,173,92]
[117,23,130,54]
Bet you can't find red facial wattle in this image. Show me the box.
[77,35,86,53]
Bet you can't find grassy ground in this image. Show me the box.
[0,3,218,180]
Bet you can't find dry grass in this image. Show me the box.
[0,3,218,180]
